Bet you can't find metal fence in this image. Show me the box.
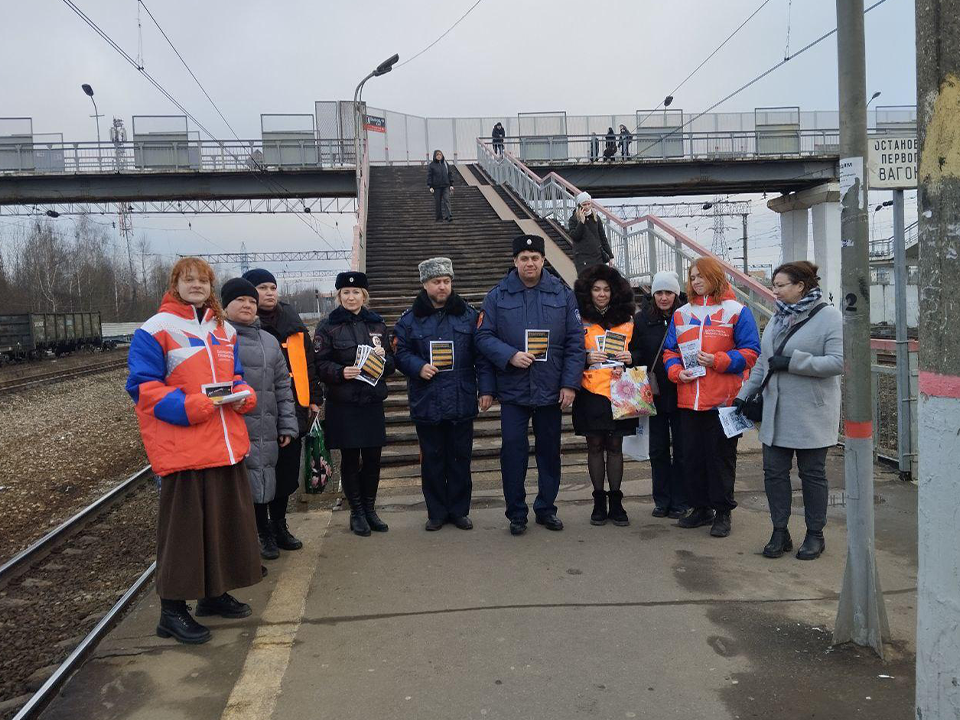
[870,344,918,475]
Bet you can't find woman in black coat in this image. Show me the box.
[633,271,688,519]
[314,272,396,536]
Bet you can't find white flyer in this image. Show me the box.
[718,406,755,439]
[679,339,707,378]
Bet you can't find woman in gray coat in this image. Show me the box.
[734,261,842,561]
[222,278,300,560]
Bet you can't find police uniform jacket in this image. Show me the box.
[475,269,585,406]
[313,306,395,405]
[393,291,496,424]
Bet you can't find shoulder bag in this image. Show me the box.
[740,303,825,422]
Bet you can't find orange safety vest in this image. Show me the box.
[282,331,311,407]
[581,320,634,398]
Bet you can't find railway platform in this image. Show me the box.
[38,449,917,720]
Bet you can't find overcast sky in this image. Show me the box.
[0,0,918,291]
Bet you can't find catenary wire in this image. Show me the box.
[396,0,484,68]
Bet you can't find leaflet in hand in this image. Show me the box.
[353,345,385,386]
[679,339,707,378]
[525,329,550,361]
[201,382,250,406]
[718,406,755,439]
[429,341,454,371]
[589,335,622,369]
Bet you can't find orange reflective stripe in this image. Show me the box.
[285,332,310,407]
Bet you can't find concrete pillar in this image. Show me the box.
[780,208,810,262]
[812,199,842,305]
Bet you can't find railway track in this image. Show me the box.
[0,358,128,395]
[0,466,157,720]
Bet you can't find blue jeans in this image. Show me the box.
[499,403,562,522]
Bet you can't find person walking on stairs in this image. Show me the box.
[243,268,322,557]
[572,264,641,527]
[476,235,585,536]
[222,278,300,562]
[314,272,396,537]
[427,149,454,222]
[126,257,261,645]
[568,191,615,274]
[393,257,496,531]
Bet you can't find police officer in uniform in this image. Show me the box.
[393,257,496,531]
[476,235,585,535]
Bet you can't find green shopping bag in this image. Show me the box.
[303,415,333,494]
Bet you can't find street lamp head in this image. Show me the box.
[45,209,60,218]
[81,83,94,97]
[374,53,400,76]
[870,91,881,100]
[663,95,674,108]
[702,202,712,210]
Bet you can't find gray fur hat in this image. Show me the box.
[418,257,454,283]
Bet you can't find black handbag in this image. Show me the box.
[740,304,825,422]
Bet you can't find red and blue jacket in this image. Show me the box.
[663,287,760,411]
[126,293,256,477]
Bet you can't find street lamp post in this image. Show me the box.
[352,53,399,191]
[82,83,102,170]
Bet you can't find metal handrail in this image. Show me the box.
[477,139,776,320]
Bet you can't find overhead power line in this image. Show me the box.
[396,0,484,68]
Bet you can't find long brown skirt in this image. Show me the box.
[155,463,262,600]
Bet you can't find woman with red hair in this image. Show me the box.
[126,257,262,645]
[662,257,760,538]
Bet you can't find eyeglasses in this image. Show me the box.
[772,281,796,290]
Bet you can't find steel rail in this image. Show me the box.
[0,358,128,394]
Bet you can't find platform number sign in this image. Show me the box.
[364,115,386,133]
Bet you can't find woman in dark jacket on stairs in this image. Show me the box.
[633,272,689,519]
[314,272,396,536]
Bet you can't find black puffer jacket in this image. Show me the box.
[427,153,453,188]
[313,306,395,405]
[632,292,686,413]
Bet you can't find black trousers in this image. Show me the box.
[433,186,452,220]
[340,446,383,502]
[268,436,302,522]
[649,409,688,512]
[679,409,739,512]
[416,419,474,520]
[762,444,829,534]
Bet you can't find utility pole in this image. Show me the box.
[741,214,749,273]
[832,0,889,657]
[915,0,960,715]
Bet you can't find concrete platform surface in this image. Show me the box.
[40,448,917,720]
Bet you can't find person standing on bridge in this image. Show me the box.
[427,149,454,223]
[663,257,760,538]
[476,235,585,535]
[568,191,615,274]
[127,257,261,645]
[393,257,496,531]
[604,127,617,161]
[242,268,322,558]
[619,124,633,159]
[314,272,396,536]
[492,122,505,157]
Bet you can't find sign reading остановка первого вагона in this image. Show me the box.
[868,135,917,189]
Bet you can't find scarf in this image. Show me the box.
[773,287,823,331]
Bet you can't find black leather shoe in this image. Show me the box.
[196,592,252,619]
[678,507,715,528]
[365,511,389,532]
[667,508,686,519]
[157,603,211,645]
[710,511,732,537]
[425,518,444,531]
[272,519,303,551]
[762,528,793,558]
[509,520,527,536]
[451,516,473,530]
[261,565,268,578]
[796,533,825,560]
[535,514,564,531]
[350,510,371,537]
[259,530,279,560]
[651,506,668,518]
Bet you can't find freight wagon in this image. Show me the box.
[0,312,103,362]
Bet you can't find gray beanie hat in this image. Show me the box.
[651,270,681,296]
[418,257,454,283]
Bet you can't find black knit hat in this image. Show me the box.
[243,268,277,287]
[335,271,368,290]
[512,234,545,256]
[221,277,259,307]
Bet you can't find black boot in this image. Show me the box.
[710,510,732,537]
[607,490,630,527]
[360,468,388,533]
[678,507,715,528]
[363,498,389,532]
[796,532,825,560]
[590,490,608,526]
[341,474,371,537]
[196,592,252,618]
[272,518,303,550]
[255,503,280,559]
[157,599,210,644]
[762,528,793,558]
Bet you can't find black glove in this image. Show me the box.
[768,355,791,372]
[732,397,747,415]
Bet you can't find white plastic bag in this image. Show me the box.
[623,417,650,461]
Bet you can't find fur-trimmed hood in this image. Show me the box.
[411,290,468,318]
[574,265,635,328]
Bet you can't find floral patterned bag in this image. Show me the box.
[610,366,658,420]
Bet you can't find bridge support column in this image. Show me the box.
[768,182,841,304]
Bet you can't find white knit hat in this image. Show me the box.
[575,191,591,205]
[651,271,681,296]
